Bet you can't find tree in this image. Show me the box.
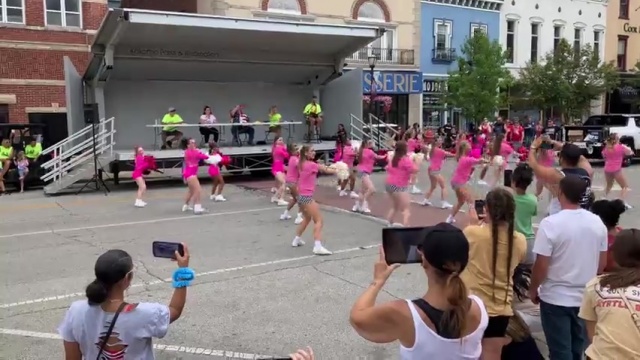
[442,32,513,124]
[631,61,640,109]
[515,39,619,124]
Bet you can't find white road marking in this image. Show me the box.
[0,244,378,309]
[0,207,281,239]
[0,328,275,359]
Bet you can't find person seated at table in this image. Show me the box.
[24,137,42,165]
[0,138,14,180]
[303,96,323,141]
[161,107,184,150]
[230,104,255,146]
[199,106,219,144]
[267,105,283,139]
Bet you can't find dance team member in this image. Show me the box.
[534,147,555,200]
[353,139,385,214]
[384,141,418,227]
[339,138,359,199]
[281,144,304,225]
[132,146,149,208]
[182,138,208,214]
[208,142,226,202]
[447,141,486,224]
[270,136,290,206]
[602,134,633,209]
[405,131,421,194]
[334,124,348,191]
[479,134,513,187]
[421,137,454,209]
[291,145,336,255]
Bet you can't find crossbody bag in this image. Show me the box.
[96,302,127,360]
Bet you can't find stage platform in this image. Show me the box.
[113,142,335,161]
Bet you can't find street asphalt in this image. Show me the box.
[1,158,639,359]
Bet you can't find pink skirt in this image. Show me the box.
[183,166,198,180]
[470,148,482,159]
[208,165,220,177]
[132,170,144,180]
[272,161,285,176]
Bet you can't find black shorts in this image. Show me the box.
[162,130,182,136]
[483,315,510,338]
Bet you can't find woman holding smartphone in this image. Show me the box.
[58,245,192,359]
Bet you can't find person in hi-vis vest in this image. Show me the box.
[303,96,323,141]
[25,137,43,164]
[0,137,14,180]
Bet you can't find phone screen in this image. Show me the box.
[503,169,513,188]
[474,199,486,218]
[382,227,428,264]
[152,241,184,259]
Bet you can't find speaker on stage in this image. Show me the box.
[84,103,99,124]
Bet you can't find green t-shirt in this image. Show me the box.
[269,113,282,127]
[25,143,42,159]
[513,193,537,238]
[161,113,183,131]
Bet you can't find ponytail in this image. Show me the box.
[358,139,367,162]
[86,279,109,305]
[298,145,309,173]
[441,273,469,339]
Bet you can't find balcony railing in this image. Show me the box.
[432,48,457,63]
[347,48,416,65]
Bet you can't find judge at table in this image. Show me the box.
[161,107,184,150]
[230,104,255,146]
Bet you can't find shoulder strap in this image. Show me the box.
[618,290,640,333]
[96,302,127,360]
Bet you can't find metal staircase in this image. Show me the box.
[40,117,116,195]
[349,113,396,150]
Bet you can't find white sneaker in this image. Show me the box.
[445,215,456,224]
[477,180,488,186]
[352,202,361,212]
[392,223,404,227]
[411,186,422,194]
[349,191,359,199]
[625,202,633,210]
[291,237,305,247]
[134,199,146,208]
[270,196,278,203]
[361,206,371,214]
[441,201,453,209]
[209,194,216,200]
[214,195,227,202]
[193,205,206,214]
[421,199,433,206]
[271,187,277,193]
[336,186,341,192]
[339,190,348,197]
[294,213,304,224]
[276,199,289,206]
[181,204,193,212]
[313,245,333,255]
[280,212,291,220]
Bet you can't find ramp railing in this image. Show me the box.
[40,117,116,183]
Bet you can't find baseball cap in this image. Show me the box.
[419,222,469,274]
[168,107,176,112]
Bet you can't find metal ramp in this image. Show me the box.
[349,113,396,150]
[40,117,116,195]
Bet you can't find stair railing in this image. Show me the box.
[41,117,116,183]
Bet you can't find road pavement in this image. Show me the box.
[1,158,638,359]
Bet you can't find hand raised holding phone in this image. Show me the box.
[173,243,190,268]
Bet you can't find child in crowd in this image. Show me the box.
[208,142,226,202]
[590,199,627,272]
[511,163,538,264]
[15,151,29,193]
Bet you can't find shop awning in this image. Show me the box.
[85,8,384,84]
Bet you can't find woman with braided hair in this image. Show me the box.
[460,188,527,360]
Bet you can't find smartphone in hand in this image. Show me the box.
[474,199,486,218]
[382,227,429,264]
[503,169,513,188]
[152,241,184,259]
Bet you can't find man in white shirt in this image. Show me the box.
[529,175,608,360]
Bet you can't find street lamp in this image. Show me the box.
[367,55,377,139]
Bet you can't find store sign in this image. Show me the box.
[362,71,423,94]
[124,48,220,59]
[423,79,447,94]
[623,23,638,33]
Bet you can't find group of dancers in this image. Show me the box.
[129,124,633,256]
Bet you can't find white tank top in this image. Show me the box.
[399,295,488,360]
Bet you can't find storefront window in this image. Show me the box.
[363,94,409,128]
[422,79,448,128]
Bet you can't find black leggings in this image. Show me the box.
[199,127,219,143]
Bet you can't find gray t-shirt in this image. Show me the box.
[58,300,170,359]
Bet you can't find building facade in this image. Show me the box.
[420,0,502,128]
[604,0,640,113]
[194,0,423,128]
[0,0,108,133]
[499,0,608,119]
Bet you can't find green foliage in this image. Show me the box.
[442,32,513,123]
[632,61,640,108]
[515,39,619,122]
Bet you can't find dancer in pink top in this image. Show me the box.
[280,144,304,224]
[291,145,336,255]
[534,147,556,199]
[207,142,226,202]
[421,137,455,209]
[446,141,487,224]
[354,139,386,213]
[404,130,422,194]
[132,146,148,208]
[338,139,359,199]
[478,134,513,187]
[270,136,290,206]
[182,138,208,214]
[384,141,418,226]
[602,133,633,208]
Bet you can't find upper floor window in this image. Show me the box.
[266,0,301,15]
[45,0,81,27]
[617,36,628,71]
[593,31,602,60]
[0,0,24,24]
[506,20,516,63]
[553,25,563,51]
[470,23,488,37]
[619,0,629,19]
[530,23,540,63]
[353,1,395,62]
[357,1,385,20]
[573,28,583,52]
